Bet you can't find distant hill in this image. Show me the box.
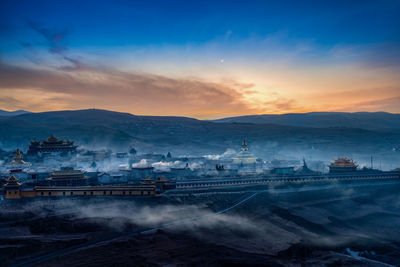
[0,109,31,116]
[12,109,198,125]
[0,109,208,151]
[0,109,399,159]
[212,112,400,130]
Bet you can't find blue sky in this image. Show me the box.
[2,0,399,48]
[0,0,399,118]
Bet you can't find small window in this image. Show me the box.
[129,191,132,195]
[63,192,66,195]
[123,191,125,195]
[141,191,143,195]
[84,191,87,195]
[110,191,112,195]
[91,191,94,195]
[14,191,17,194]
[48,192,51,196]
[103,191,106,195]
[71,191,74,195]
[41,192,44,196]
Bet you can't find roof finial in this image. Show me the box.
[241,139,248,152]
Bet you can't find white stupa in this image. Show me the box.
[232,140,257,164]
[7,149,31,169]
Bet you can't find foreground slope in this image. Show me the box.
[2,181,400,266]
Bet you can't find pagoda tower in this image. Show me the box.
[3,175,22,199]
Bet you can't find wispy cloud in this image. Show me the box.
[27,21,69,55]
[344,96,400,113]
[24,21,89,71]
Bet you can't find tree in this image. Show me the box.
[91,161,97,168]
[129,147,137,155]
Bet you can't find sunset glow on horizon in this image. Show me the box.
[1,0,399,119]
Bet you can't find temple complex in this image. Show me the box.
[329,158,358,173]
[232,140,257,164]
[27,134,77,156]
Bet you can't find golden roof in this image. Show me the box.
[330,157,357,167]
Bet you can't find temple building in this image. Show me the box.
[170,164,192,178]
[2,175,160,199]
[329,158,358,173]
[270,166,295,175]
[47,168,89,186]
[232,140,257,165]
[3,175,22,199]
[27,134,78,156]
[140,176,176,190]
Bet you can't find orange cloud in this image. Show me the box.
[0,61,264,119]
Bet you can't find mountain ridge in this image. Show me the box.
[0,109,399,159]
[6,109,400,130]
[212,111,400,130]
[0,109,31,117]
